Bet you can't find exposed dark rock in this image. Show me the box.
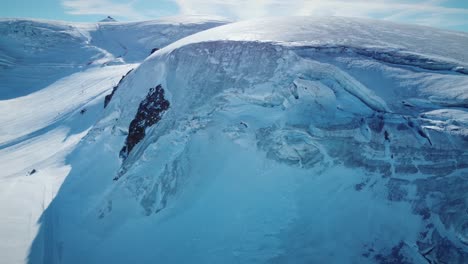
[28,169,37,175]
[343,152,392,177]
[80,108,87,115]
[150,48,159,55]
[384,130,390,141]
[355,182,366,191]
[420,230,429,239]
[394,164,418,174]
[374,241,411,264]
[98,200,112,219]
[104,69,133,108]
[291,83,299,99]
[417,162,456,176]
[362,245,376,259]
[119,84,169,159]
[368,114,385,133]
[386,178,410,202]
[417,128,432,145]
[419,230,468,263]
[413,204,431,220]
[396,123,408,131]
[325,139,392,177]
[402,101,414,108]
[409,175,468,263]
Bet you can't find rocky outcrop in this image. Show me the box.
[119,84,169,159]
[104,69,133,108]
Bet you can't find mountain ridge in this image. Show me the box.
[0,16,466,264]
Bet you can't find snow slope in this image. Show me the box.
[0,16,228,264]
[0,63,135,264]
[23,17,468,264]
[1,16,468,264]
[0,16,229,99]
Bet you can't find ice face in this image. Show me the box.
[3,17,467,264]
[51,32,466,262]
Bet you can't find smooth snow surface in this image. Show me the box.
[161,17,468,69]
[1,16,467,264]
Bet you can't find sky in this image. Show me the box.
[2,0,468,32]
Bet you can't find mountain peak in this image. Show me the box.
[99,16,117,22]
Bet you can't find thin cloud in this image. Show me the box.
[61,0,468,30]
[62,0,145,20]
[173,0,468,28]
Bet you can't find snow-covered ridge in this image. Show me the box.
[37,16,467,264]
[108,17,468,125]
[159,17,468,61]
[0,16,229,65]
[0,17,229,99]
[1,16,467,264]
[0,16,230,263]
[99,16,117,23]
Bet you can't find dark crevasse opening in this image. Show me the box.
[119,84,170,160]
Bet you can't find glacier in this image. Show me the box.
[0,16,228,264]
[0,16,467,264]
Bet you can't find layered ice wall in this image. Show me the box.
[30,17,468,263]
